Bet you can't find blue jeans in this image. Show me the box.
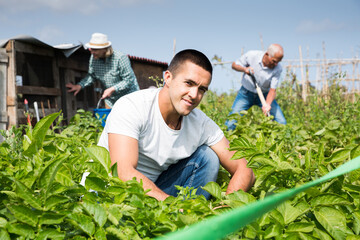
[155,145,219,200]
[226,86,287,130]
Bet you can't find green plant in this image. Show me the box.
[149,76,164,88]
[0,72,359,239]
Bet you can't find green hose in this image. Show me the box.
[157,155,360,240]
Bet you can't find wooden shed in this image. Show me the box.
[0,35,168,134]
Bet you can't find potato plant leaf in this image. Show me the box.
[202,182,222,200]
[39,213,65,225]
[6,204,38,227]
[326,148,350,163]
[248,153,277,168]
[55,165,75,187]
[310,193,351,207]
[38,154,68,196]
[44,195,69,211]
[84,146,111,174]
[314,206,351,240]
[264,223,281,239]
[313,228,332,240]
[81,200,107,227]
[229,137,253,150]
[106,205,123,225]
[286,222,314,233]
[353,211,360,235]
[14,179,42,210]
[94,228,107,240]
[230,148,257,160]
[0,217,7,228]
[277,201,303,225]
[67,213,95,237]
[0,229,10,240]
[350,145,360,159]
[226,190,256,204]
[326,119,341,131]
[85,176,107,191]
[23,112,60,155]
[37,228,65,239]
[6,223,35,239]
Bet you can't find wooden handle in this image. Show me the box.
[255,86,271,117]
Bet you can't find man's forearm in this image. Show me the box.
[226,159,255,194]
[232,62,247,73]
[266,88,276,105]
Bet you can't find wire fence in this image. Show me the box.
[212,55,360,102]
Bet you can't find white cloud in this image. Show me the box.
[0,0,163,14]
[296,18,345,34]
[37,26,64,43]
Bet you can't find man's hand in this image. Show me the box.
[102,87,116,99]
[246,67,254,75]
[211,137,255,194]
[66,83,81,96]
[262,103,271,115]
[263,88,276,116]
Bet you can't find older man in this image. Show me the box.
[226,44,287,130]
[66,33,139,108]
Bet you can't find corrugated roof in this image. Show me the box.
[128,55,168,67]
[0,35,83,57]
[0,35,168,66]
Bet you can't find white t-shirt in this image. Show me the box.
[235,50,282,93]
[98,88,224,182]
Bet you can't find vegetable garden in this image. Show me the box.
[0,77,360,239]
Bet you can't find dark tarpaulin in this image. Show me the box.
[0,35,84,58]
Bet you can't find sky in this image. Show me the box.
[1,0,359,93]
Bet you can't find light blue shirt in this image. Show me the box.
[235,50,282,93]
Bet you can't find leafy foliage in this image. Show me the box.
[0,75,360,239]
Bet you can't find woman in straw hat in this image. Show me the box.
[66,33,139,108]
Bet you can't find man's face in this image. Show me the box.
[90,48,107,59]
[165,61,211,116]
[264,52,283,69]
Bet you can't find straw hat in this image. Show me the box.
[85,33,111,49]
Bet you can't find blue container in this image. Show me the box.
[93,108,111,127]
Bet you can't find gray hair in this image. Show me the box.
[267,44,283,57]
[105,46,114,58]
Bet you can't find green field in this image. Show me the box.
[1,79,360,239]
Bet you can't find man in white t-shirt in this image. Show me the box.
[226,44,287,131]
[98,49,255,200]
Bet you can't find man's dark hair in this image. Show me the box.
[168,49,213,77]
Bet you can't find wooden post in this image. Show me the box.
[6,40,17,127]
[52,54,61,114]
[287,62,293,97]
[41,101,45,118]
[352,61,356,102]
[322,42,328,97]
[316,55,321,91]
[0,48,8,140]
[299,45,306,102]
[306,46,310,95]
[259,33,264,51]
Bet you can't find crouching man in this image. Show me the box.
[98,49,255,200]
